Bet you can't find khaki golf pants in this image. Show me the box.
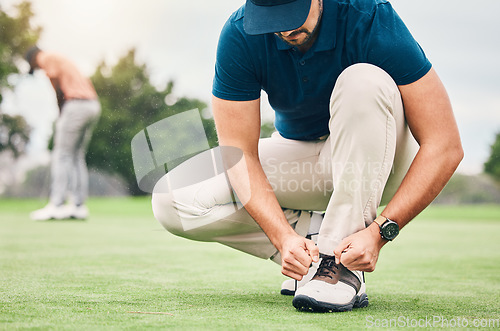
[152,63,418,261]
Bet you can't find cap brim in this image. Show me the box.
[243,0,312,35]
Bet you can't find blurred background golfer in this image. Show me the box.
[25,46,101,221]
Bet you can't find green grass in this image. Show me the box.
[1,198,499,330]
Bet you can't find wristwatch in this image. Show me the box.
[373,215,399,241]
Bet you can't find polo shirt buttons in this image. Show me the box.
[298,59,308,83]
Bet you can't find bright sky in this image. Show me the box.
[1,0,499,174]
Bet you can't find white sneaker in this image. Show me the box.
[292,255,368,312]
[281,212,322,295]
[68,205,89,220]
[30,203,72,221]
[281,260,320,296]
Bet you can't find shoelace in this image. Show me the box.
[315,256,339,279]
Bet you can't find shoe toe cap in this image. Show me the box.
[295,280,356,305]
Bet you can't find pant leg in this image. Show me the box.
[50,100,100,206]
[50,106,76,205]
[260,132,332,211]
[317,63,418,254]
[71,100,101,205]
[152,133,332,260]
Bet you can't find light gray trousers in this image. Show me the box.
[50,99,101,206]
[152,64,418,260]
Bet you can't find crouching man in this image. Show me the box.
[152,0,462,312]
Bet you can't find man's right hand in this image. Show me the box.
[279,234,319,281]
[212,96,319,281]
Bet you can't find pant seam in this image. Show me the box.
[362,112,391,224]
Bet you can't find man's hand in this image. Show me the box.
[333,223,386,272]
[280,234,319,281]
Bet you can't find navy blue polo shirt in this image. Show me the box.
[212,0,432,140]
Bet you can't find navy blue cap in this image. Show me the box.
[243,0,312,35]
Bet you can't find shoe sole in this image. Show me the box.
[293,293,369,313]
[69,215,87,220]
[33,215,86,221]
[32,216,71,221]
[281,289,295,296]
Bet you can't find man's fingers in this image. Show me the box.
[281,258,309,279]
[338,246,358,267]
[282,251,309,274]
[333,238,351,264]
[291,243,314,268]
[281,239,318,278]
[281,266,304,281]
[338,246,378,272]
[305,239,319,262]
[332,228,382,272]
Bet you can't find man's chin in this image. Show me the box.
[279,37,307,47]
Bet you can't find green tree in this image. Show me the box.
[260,121,275,138]
[484,132,500,181]
[88,49,217,195]
[0,1,40,89]
[0,113,30,158]
[0,1,40,158]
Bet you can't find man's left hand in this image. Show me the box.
[333,222,386,272]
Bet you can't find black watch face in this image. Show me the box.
[382,222,399,240]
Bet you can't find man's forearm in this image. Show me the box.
[226,152,296,250]
[212,96,318,278]
[334,141,462,271]
[387,68,463,230]
[380,141,463,229]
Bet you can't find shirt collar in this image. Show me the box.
[275,0,337,52]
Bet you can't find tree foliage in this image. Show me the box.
[484,132,500,181]
[88,49,217,195]
[0,113,30,158]
[0,1,41,89]
[0,1,40,158]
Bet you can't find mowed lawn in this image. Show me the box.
[1,198,499,330]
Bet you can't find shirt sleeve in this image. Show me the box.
[366,2,432,86]
[212,17,262,101]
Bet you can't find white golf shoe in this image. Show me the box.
[292,255,368,312]
[281,260,320,296]
[30,203,73,221]
[70,204,89,220]
[281,212,323,295]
